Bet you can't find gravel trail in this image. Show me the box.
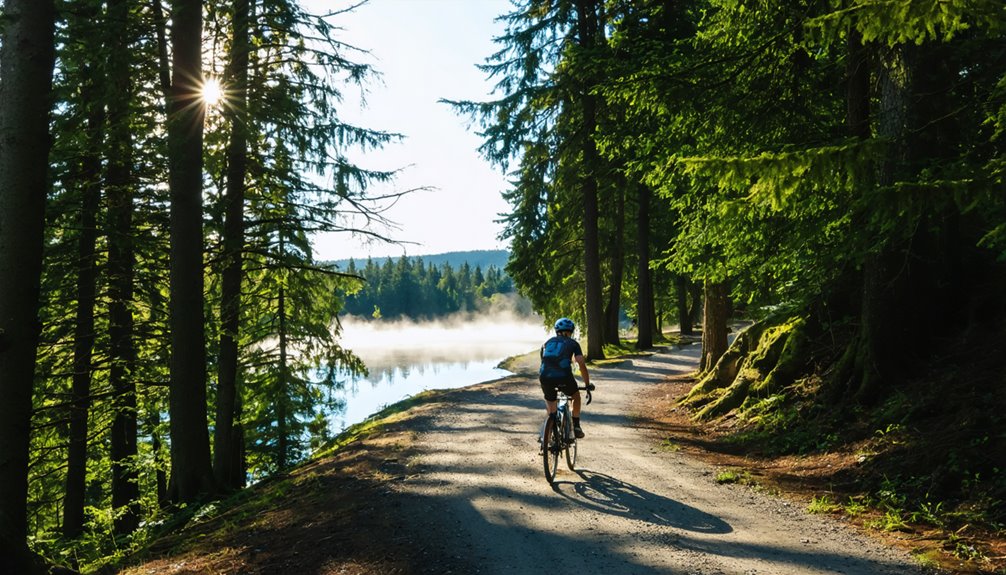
[386,345,935,575]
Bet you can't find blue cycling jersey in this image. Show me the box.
[539,335,582,379]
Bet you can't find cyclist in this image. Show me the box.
[539,317,591,438]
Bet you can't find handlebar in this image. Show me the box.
[555,382,596,405]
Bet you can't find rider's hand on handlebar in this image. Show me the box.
[586,383,595,391]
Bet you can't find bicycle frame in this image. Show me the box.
[540,384,593,483]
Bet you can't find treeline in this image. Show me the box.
[0,1,393,572]
[456,0,1005,553]
[342,257,517,319]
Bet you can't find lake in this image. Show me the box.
[328,315,548,432]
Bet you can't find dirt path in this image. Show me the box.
[385,345,936,575]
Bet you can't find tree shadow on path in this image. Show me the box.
[551,468,733,534]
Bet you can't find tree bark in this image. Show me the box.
[147,404,168,507]
[846,27,870,141]
[676,276,693,335]
[106,0,141,534]
[603,181,625,346]
[688,282,702,328]
[0,0,57,571]
[214,0,251,492]
[64,3,105,538]
[855,45,910,402]
[277,285,289,470]
[167,0,215,502]
[700,280,729,373]
[635,184,655,349]
[575,0,605,360]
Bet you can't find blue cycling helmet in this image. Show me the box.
[554,317,575,334]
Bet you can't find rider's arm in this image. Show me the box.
[574,354,589,386]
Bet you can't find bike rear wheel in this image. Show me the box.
[542,415,560,483]
[564,413,577,470]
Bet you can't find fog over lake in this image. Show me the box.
[329,314,548,431]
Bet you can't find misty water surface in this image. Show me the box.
[328,314,547,432]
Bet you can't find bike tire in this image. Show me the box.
[564,411,577,470]
[542,416,560,483]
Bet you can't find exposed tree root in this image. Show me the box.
[681,316,808,420]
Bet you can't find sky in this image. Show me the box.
[307,0,514,261]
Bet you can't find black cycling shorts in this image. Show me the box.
[540,375,578,402]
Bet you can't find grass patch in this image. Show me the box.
[715,468,755,485]
[865,510,912,532]
[843,496,868,516]
[807,495,843,514]
[910,548,943,570]
[659,439,682,452]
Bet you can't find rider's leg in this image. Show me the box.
[545,399,558,415]
[571,391,585,437]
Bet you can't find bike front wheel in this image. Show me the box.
[542,416,560,483]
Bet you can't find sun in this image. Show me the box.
[201,77,224,107]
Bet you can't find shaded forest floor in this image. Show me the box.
[111,339,1004,575]
[637,356,1006,574]
[114,389,461,575]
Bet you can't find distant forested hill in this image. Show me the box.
[329,249,509,273]
[332,250,529,320]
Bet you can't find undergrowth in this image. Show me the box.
[682,324,1006,572]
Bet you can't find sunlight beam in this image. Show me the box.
[201,77,224,107]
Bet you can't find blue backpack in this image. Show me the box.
[540,337,572,378]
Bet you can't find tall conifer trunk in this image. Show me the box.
[106,0,141,533]
[148,405,169,505]
[688,282,702,329]
[856,45,909,401]
[676,276,693,336]
[700,280,729,373]
[167,0,215,502]
[575,0,604,359]
[64,22,105,538]
[603,183,625,346]
[277,284,289,471]
[846,27,870,141]
[636,184,655,348]
[215,0,251,492]
[0,0,57,571]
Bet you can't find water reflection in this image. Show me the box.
[328,315,547,432]
[355,345,529,384]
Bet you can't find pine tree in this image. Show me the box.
[166,0,215,503]
[0,1,58,571]
[449,0,621,356]
[105,0,142,532]
[213,0,251,493]
[59,0,106,540]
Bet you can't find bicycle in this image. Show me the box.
[540,383,594,484]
